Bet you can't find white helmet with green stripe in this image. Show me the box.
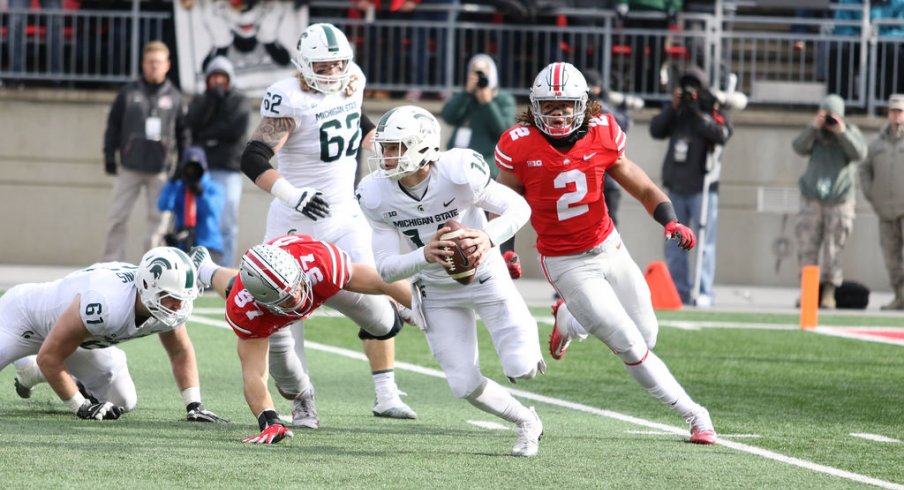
[294,23,354,94]
[136,247,198,327]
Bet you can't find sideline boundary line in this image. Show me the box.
[190,312,903,490]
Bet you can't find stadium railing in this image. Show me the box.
[0,1,899,113]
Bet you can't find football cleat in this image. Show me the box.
[292,387,320,429]
[549,299,571,360]
[373,390,417,419]
[687,407,717,445]
[503,250,522,280]
[512,407,543,457]
[14,377,32,399]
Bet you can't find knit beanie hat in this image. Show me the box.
[820,94,845,116]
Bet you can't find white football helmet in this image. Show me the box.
[136,247,198,327]
[529,62,589,138]
[293,23,353,94]
[240,244,312,316]
[369,105,441,180]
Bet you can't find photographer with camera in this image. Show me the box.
[158,146,226,264]
[441,53,521,278]
[650,66,732,307]
[792,94,867,309]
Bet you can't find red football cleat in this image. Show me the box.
[503,250,522,280]
[687,408,717,445]
[548,299,571,360]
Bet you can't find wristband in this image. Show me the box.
[257,408,282,430]
[64,392,87,413]
[652,201,679,227]
[181,387,201,406]
[270,178,296,205]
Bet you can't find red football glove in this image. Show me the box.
[242,423,293,444]
[664,222,696,250]
[503,250,522,280]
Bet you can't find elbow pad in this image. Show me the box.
[241,140,275,182]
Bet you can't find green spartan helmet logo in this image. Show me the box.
[147,258,172,280]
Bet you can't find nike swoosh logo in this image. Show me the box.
[478,276,490,284]
[583,152,597,160]
[443,198,455,207]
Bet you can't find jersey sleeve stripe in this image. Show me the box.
[495,147,514,170]
[615,127,627,154]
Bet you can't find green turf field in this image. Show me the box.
[1,295,902,489]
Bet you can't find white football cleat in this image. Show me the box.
[292,386,320,429]
[373,390,417,419]
[512,407,543,457]
[687,407,717,445]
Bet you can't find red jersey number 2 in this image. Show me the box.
[554,169,589,221]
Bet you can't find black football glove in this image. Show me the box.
[293,188,331,221]
[76,400,123,420]
[186,401,229,423]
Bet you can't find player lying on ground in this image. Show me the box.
[3,247,226,422]
[191,236,417,444]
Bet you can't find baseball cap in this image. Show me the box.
[889,94,904,111]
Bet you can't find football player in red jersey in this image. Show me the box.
[495,62,717,445]
[190,235,414,444]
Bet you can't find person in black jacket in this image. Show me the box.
[103,40,190,262]
[185,56,250,267]
[649,66,732,307]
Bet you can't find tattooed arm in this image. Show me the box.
[247,116,296,193]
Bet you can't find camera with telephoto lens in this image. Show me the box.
[475,70,489,89]
[824,114,838,126]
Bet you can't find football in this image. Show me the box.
[440,220,477,285]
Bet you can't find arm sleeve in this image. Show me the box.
[837,125,869,162]
[792,126,818,156]
[360,107,375,135]
[103,89,127,162]
[858,145,875,202]
[157,181,179,212]
[369,217,429,283]
[648,106,676,139]
[475,180,531,247]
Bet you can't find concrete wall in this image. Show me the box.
[0,88,891,292]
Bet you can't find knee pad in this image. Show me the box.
[506,359,547,383]
[615,343,650,365]
[357,303,403,341]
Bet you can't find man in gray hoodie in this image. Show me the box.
[792,94,868,308]
[859,94,904,310]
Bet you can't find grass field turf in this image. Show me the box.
[1,295,902,489]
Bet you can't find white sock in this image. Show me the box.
[624,350,700,418]
[465,378,532,425]
[373,370,399,402]
[13,356,45,388]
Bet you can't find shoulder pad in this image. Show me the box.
[355,175,383,211]
[444,149,492,188]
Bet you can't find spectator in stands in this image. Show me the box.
[614,0,684,95]
[103,41,189,262]
[792,94,867,309]
[650,66,732,307]
[158,146,225,264]
[442,53,519,277]
[184,56,250,267]
[7,0,63,79]
[859,94,904,310]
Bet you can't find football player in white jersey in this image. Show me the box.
[356,106,546,457]
[0,247,226,422]
[238,22,415,426]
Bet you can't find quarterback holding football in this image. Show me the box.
[356,105,546,457]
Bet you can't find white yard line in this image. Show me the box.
[850,433,901,444]
[468,420,511,431]
[189,312,904,490]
